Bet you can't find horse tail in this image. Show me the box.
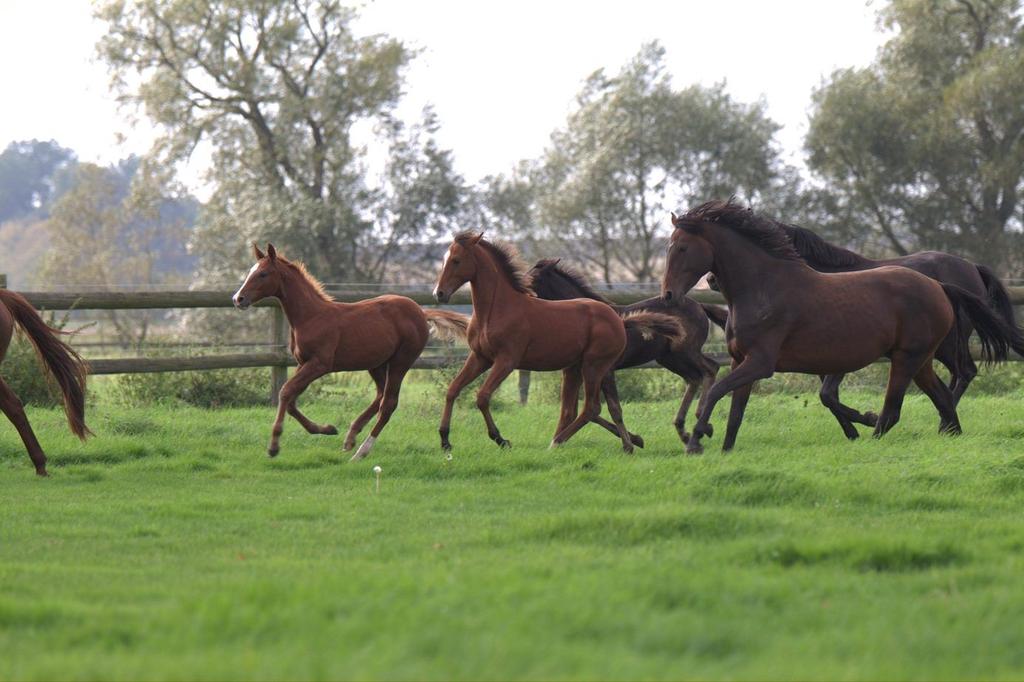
[0,290,91,440]
[941,283,1024,365]
[976,265,1020,349]
[424,309,470,343]
[701,304,729,330]
[623,311,686,347]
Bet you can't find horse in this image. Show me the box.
[707,224,1024,441]
[528,258,725,449]
[0,290,91,475]
[233,243,470,461]
[662,199,1024,454]
[432,232,680,452]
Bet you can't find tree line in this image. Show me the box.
[4,0,1023,299]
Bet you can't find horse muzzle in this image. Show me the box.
[433,288,450,304]
[233,294,251,310]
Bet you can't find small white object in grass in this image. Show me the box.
[445,453,453,462]
[373,465,382,493]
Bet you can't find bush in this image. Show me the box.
[111,366,285,408]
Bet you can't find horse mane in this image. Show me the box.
[677,199,802,261]
[534,258,611,303]
[278,256,335,302]
[781,224,868,268]
[456,231,534,295]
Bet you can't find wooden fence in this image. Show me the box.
[4,276,1024,405]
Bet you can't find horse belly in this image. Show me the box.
[775,315,893,375]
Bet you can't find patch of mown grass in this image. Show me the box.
[2,384,1024,680]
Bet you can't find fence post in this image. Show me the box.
[0,274,6,289]
[518,370,530,406]
[270,303,289,405]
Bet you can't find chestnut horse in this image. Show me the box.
[433,232,674,452]
[662,200,1024,454]
[233,244,469,461]
[0,290,91,475]
[529,258,723,450]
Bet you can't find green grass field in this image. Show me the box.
[3,378,1024,680]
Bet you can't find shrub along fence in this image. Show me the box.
[3,275,1023,405]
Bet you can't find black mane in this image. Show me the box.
[781,224,868,269]
[677,199,802,261]
[532,258,611,303]
[455,231,534,294]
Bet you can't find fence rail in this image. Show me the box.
[6,280,1024,404]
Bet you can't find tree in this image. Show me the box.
[806,0,1024,272]
[0,140,75,223]
[529,42,786,283]
[42,158,196,348]
[97,0,466,285]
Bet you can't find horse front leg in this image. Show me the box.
[439,352,491,451]
[690,353,775,454]
[268,361,329,457]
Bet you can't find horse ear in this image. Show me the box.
[670,212,681,228]
[467,232,484,245]
[266,243,277,261]
[253,243,265,260]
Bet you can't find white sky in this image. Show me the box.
[0,0,886,190]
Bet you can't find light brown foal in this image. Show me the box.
[432,232,628,451]
[0,290,91,475]
[233,243,467,461]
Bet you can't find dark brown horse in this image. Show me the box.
[663,200,1024,454]
[234,244,469,461]
[0,290,91,475]
[708,224,1023,440]
[433,232,675,452]
[529,258,723,449]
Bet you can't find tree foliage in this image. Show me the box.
[807,0,1024,271]
[0,140,75,223]
[97,0,466,285]
[42,158,196,347]
[524,42,786,282]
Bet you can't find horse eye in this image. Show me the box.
[452,258,461,266]
[258,271,269,278]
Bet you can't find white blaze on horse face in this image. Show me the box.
[233,262,261,305]
[433,248,452,298]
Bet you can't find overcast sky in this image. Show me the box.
[0,0,886,189]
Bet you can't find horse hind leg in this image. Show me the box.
[352,361,413,461]
[818,374,861,440]
[343,365,387,450]
[597,372,638,453]
[913,362,962,435]
[0,377,48,476]
[552,357,614,447]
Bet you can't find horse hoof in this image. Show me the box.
[622,443,635,455]
[342,440,355,451]
[704,423,714,437]
[441,443,452,452]
[686,442,704,456]
[863,412,879,427]
[321,425,339,436]
[36,469,49,478]
[681,432,690,444]
[631,434,645,449]
[267,449,279,458]
[497,438,511,449]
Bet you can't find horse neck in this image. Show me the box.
[710,232,812,305]
[276,268,335,329]
[468,248,526,323]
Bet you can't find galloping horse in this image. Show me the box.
[529,258,723,449]
[433,232,678,452]
[0,290,91,475]
[233,244,469,461]
[662,200,1024,454]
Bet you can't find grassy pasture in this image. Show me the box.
[2,377,1024,680]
